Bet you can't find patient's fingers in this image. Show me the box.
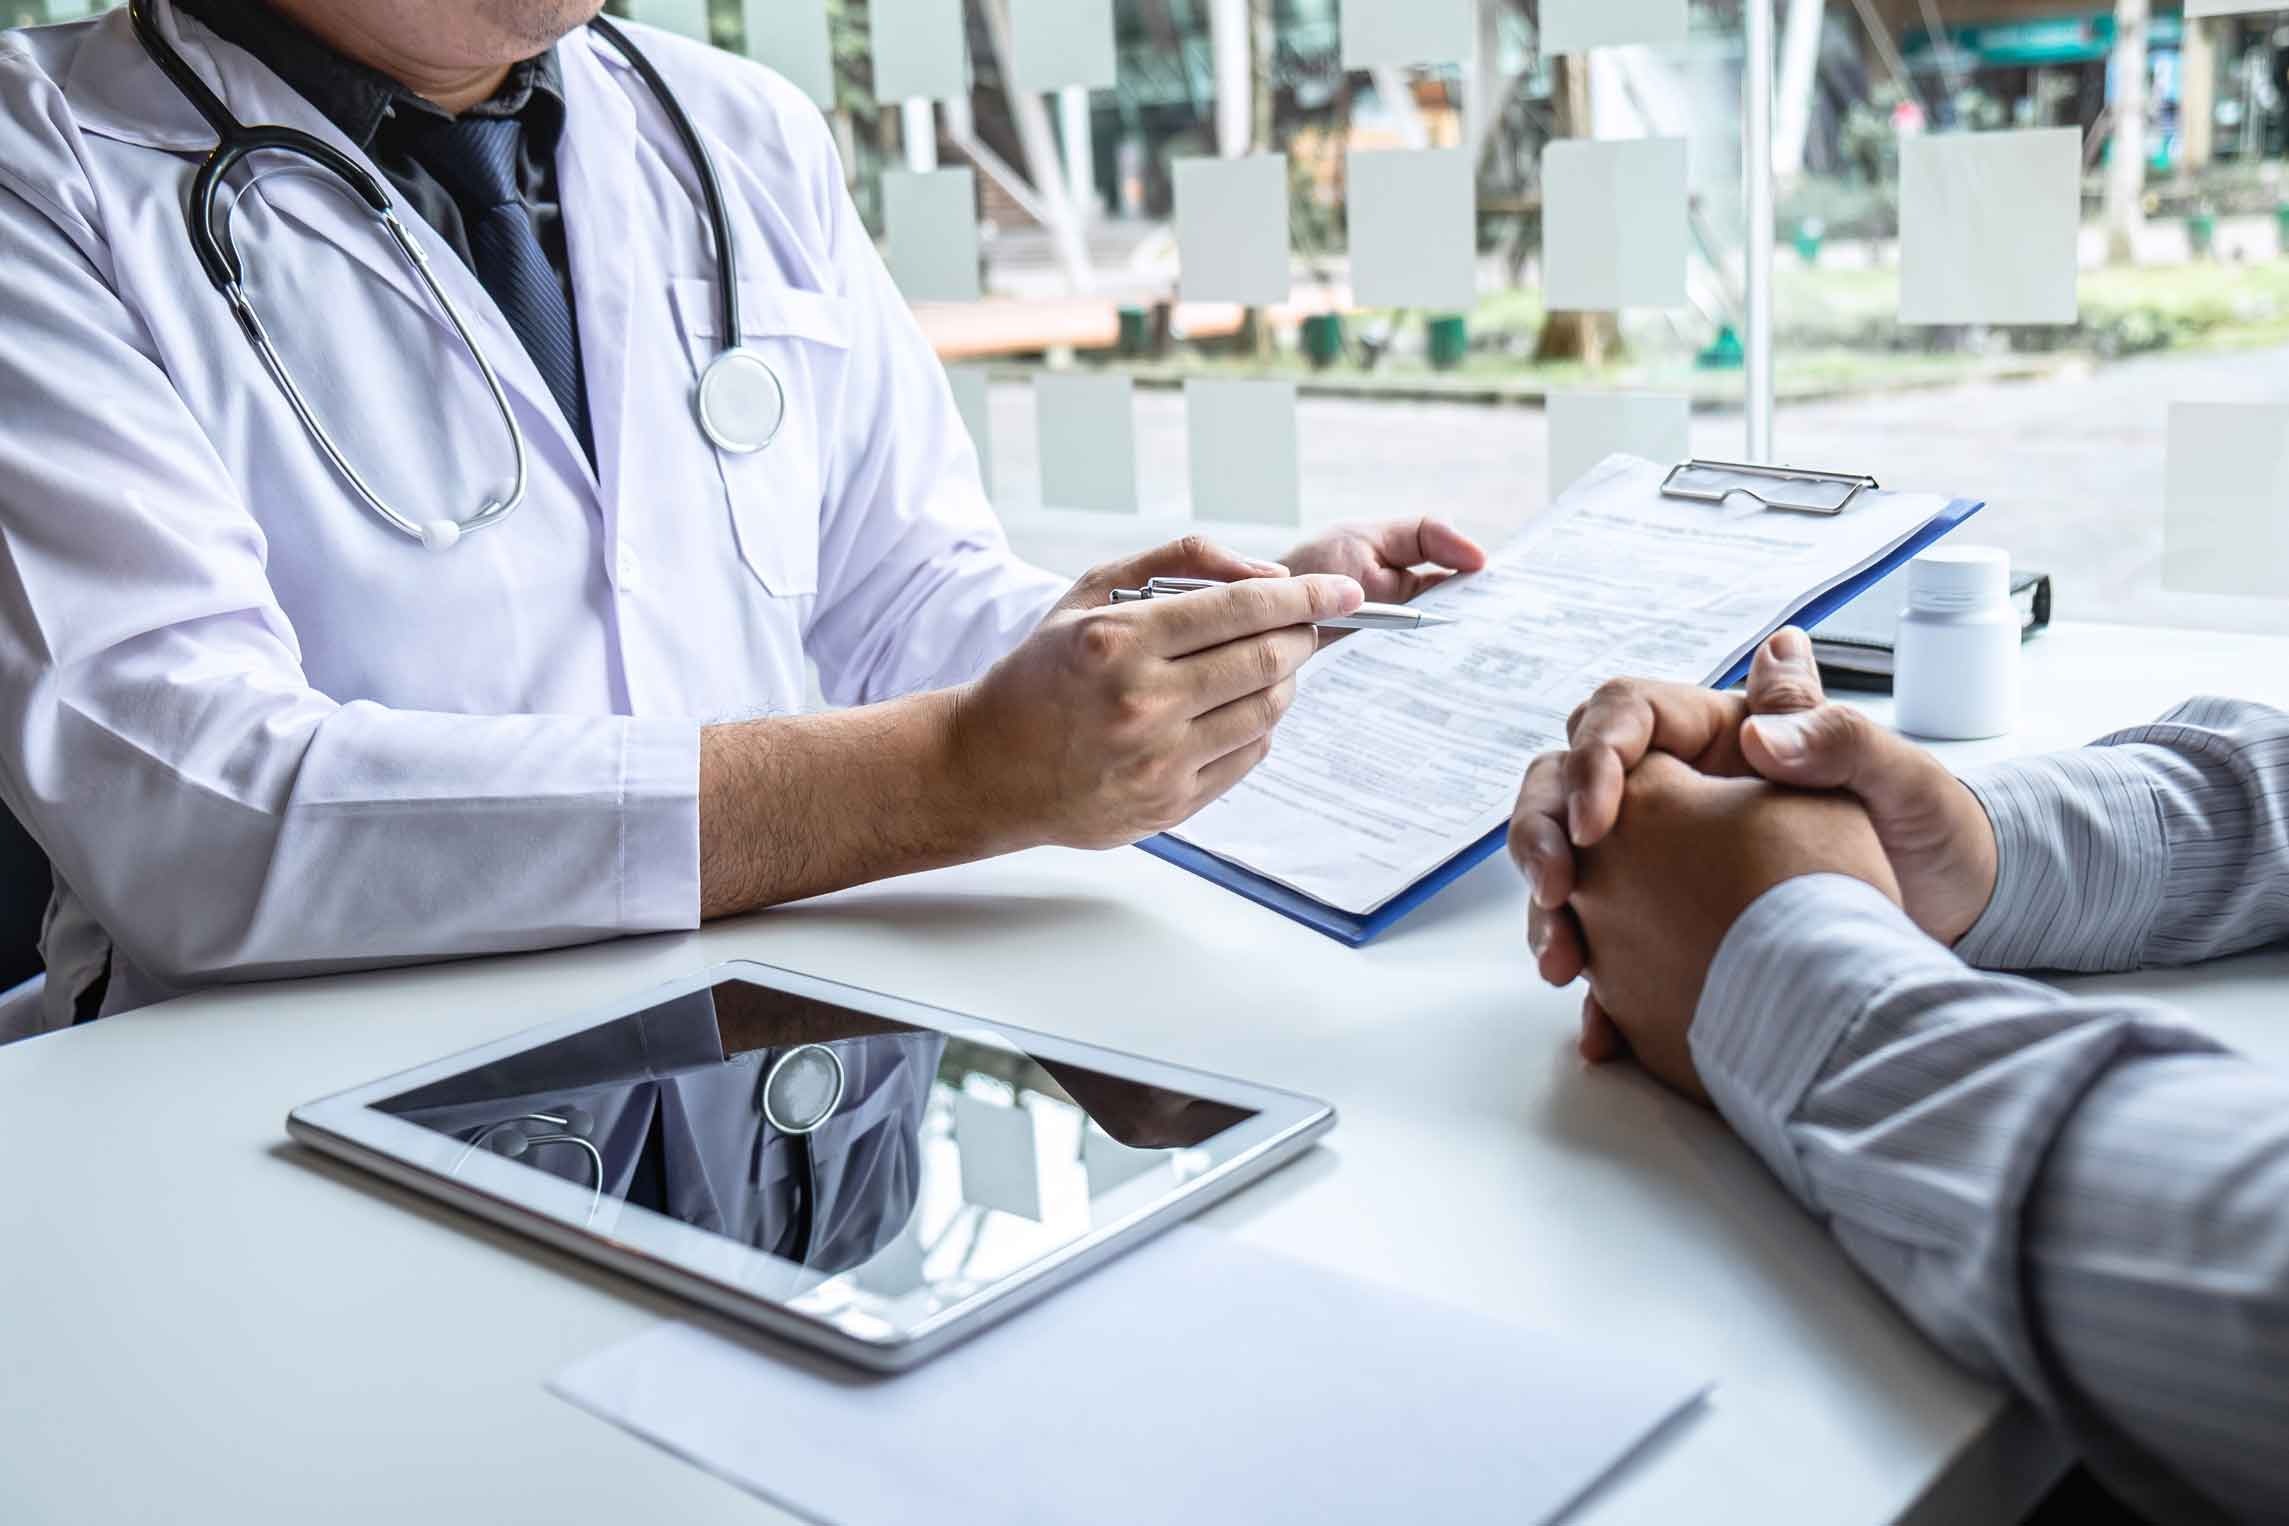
[1528,901,1587,988]
[1743,626,1826,715]
[1509,753,1579,908]
[1578,992,1626,1064]
[1562,679,1749,846]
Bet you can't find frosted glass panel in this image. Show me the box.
[872,0,968,102]
[948,367,994,499]
[1347,148,1475,312]
[1547,393,1690,502]
[1176,155,1292,306]
[1541,138,1689,311]
[1010,0,1118,93]
[742,0,835,107]
[1038,374,1139,513]
[1540,0,1688,55]
[1188,380,1302,526]
[882,169,980,302]
[1898,130,2079,327]
[2163,403,2289,598]
[1340,0,1474,69]
[622,0,709,41]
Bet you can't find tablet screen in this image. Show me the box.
[369,976,1258,1305]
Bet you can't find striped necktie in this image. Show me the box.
[406,114,594,463]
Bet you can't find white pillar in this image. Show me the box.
[1772,0,1823,185]
[902,98,938,173]
[1058,85,1098,222]
[2104,0,2150,264]
[1371,66,1430,150]
[1210,0,1251,158]
[1744,0,1775,463]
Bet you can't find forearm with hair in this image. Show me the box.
[698,690,1013,919]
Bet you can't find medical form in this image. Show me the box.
[1167,455,1957,918]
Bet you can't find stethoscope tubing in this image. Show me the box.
[126,0,760,548]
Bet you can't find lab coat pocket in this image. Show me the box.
[671,278,851,599]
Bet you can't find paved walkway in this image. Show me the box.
[981,342,2289,636]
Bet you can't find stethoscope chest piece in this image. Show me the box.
[762,1044,845,1135]
[697,346,786,456]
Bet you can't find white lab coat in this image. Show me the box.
[0,7,1066,1039]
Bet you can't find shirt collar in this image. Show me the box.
[169,0,566,149]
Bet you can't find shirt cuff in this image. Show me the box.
[1691,874,1953,1205]
[1954,749,2168,973]
[618,718,703,933]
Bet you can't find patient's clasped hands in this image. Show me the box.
[1508,628,2003,1102]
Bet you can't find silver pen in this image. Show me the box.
[1110,577,1458,632]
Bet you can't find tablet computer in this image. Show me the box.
[287,960,1334,1371]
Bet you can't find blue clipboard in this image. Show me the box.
[1137,496,1987,947]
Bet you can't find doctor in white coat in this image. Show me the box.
[0,0,1487,1039]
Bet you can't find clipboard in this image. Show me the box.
[1136,492,1988,948]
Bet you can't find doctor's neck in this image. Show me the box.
[265,0,606,115]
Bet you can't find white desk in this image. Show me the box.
[4,621,2286,1526]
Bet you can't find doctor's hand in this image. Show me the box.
[955,553,1364,852]
[1565,755,1902,1103]
[1281,517,1488,624]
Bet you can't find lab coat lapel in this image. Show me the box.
[68,3,600,494]
[553,32,650,529]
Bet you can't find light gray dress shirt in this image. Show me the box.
[1690,696,2289,1525]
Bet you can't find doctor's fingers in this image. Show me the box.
[1169,625,1321,718]
[1560,679,1751,848]
[1185,676,1299,765]
[1074,536,1288,605]
[1187,733,1276,813]
[1135,573,1363,659]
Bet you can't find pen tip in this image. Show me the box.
[1416,613,1458,628]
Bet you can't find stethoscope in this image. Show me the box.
[127,0,789,553]
[446,1045,847,1242]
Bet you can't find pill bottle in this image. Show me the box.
[1893,545,2019,741]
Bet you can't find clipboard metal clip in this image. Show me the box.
[1659,459,1881,517]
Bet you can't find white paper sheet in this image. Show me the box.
[1169,456,1951,915]
[552,1224,1709,1526]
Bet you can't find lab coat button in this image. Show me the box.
[616,546,642,592]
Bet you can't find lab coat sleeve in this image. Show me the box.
[792,109,1066,707]
[0,174,701,1007]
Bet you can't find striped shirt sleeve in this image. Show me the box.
[1692,875,2289,1524]
[1955,697,2289,973]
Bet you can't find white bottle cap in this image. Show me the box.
[1907,544,2010,612]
